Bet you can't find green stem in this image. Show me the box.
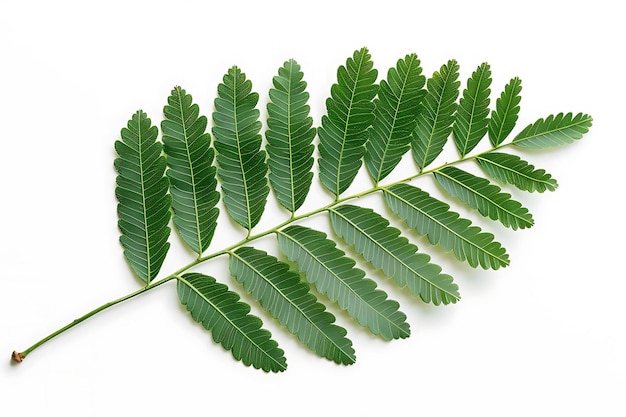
[13,276,175,362]
[14,143,504,363]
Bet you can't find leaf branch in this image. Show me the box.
[12,51,592,370]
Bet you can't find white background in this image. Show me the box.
[1,1,624,415]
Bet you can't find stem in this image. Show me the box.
[14,143,506,363]
[13,276,175,362]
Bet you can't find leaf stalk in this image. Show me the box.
[13,277,175,362]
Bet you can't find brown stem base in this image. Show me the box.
[12,351,24,363]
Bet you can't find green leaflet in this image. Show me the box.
[318,47,378,196]
[266,59,316,213]
[162,87,220,255]
[412,59,460,170]
[476,152,558,193]
[488,77,522,146]
[229,247,356,365]
[329,205,460,305]
[365,53,426,183]
[384,184,509,269]
[277,226,410,340]
[512,112,593,149]
[434,166,534,230]
[114,110,171,284]
[177,272,287,373]
[212,66,269,231]
[452,62,492,157]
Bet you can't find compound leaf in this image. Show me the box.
[162,86,219,255]
[20,50,596,372]
[277,226,410,340]
[365,53,426,183]
[476,152,558,193]
[453,62,492,156]
[329,205,460,305]
[318,47,378,196]
[114,110,171,284]
[266,59,316,213]
[177,272,287,372]
[434,166,534,230]
[412,59,461,170]
[229,247,356,365]
[512,112,593,149]
[212,66,269,231]
[488,77,522,146]
[384,183,509,269]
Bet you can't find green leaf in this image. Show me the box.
[476,152,558,193]
[329,205,460,305]
[229,247,356,365]
[488,77,522,146]
[16,50,596,372]
[384,183,509,269]
[277,226,410,340]
[318,47,378,196]
[162,86,220,255]
[212,66,269,231]
[412,59,461,170]
[266,59,316,213]
[365,53,426,183]
[452,62,492,156]
[114,110,171,284]
[512,112,593,149]
[434,166,534,230]
[177,272,287,372]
